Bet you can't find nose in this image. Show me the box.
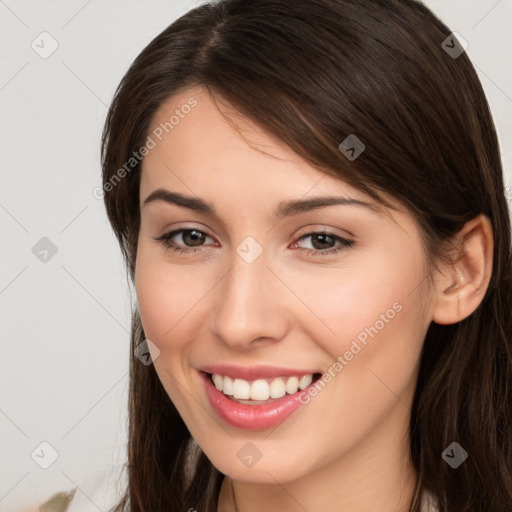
[209,246,289,350]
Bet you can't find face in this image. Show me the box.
[135,85,435,484]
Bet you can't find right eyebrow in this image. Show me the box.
[143,188,215,214]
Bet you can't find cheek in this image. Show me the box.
[284,245,428,386]
[342,274,427,411]
[134,249,206,409]
[134,246,212,350]
[135,262,170,342]
[281,266,428,455]
[280,254,420,347]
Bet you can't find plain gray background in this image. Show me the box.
[1,1,511,510]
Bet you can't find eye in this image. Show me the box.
[154,228,215,254]
[154,228,355,257]
[292,231,355,257]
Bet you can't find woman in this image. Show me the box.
[40,0,512,510]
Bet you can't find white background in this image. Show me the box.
[1,1,511,510]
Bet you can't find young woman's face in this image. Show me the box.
[135,85,435,484]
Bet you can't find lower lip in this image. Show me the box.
[200,371,316,430]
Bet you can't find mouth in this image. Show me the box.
[203,371,323,405]
[199,370,323,430]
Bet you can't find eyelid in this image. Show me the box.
[291,230,354,253]
[156,227,216,246]
[158,223,215,239]
[155,225,356,260]
[293,224,355,240]
[156,224,353,245]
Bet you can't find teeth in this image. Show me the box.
[211,373,315,400]
[285,376,299,394]
[299,374,313,390]
[233,379,251,399]
[251,379,270,400]
[269,378,286,399]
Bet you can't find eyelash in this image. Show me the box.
[154,228,355,257]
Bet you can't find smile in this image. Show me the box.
[211,373,318,401]
[200,371,322,430]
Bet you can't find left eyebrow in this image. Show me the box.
[274,195,379,219]
[142,188,378,219]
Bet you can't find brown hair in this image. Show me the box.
[100,0,512,510]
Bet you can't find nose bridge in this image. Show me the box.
[210,237,287,347]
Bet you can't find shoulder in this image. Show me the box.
[39,489,77,512]
[421,489,439,512]
[39,467,126,512]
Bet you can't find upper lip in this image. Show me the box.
[198,364,321,381]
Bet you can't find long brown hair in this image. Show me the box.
[100,0,512,510]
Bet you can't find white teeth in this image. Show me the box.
[269,378,286,399]
[299,374,313,390]
[232,378,251,399]
[251,379,270,401]
[211,373,315,400]
[223,376,234,396]
[285,376,299,395]
[212,374,223,390]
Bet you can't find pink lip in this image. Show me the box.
[198,363,320,381]
[199,371,318,430]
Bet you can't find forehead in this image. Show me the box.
[141,85,369,201]
[138,88,419,242]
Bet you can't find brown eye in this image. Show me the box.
[293,231,354,257]
[155,229,214,252]
[307,233,336,250]
[180,229,207,246]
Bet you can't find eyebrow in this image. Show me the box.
[142,188,378,220]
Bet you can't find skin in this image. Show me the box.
[135,85,493,512]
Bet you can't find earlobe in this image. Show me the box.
[432,214,493,325]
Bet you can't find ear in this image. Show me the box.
[432,214,494,325]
